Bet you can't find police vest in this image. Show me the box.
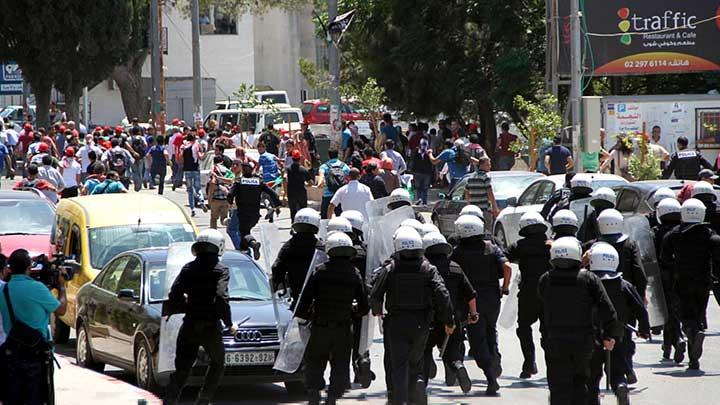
[453,240,501,289]
[602,278,628,325]
[671,224,715,283]
[542,269,595,338]
[351,244,368,282]
[311,259,362,323]
[428,255,468,317]
[284,235,323,297]
[674,150,701,180]
[515,236,551,293]
[385,258,433,313]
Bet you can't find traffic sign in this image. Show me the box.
[0,62,23,95]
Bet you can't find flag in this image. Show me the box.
[328,9,356,37]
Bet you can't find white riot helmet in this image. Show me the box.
[460,204,483,219]
[656,198,681,223]
[652,187,676,206]
[420,223,440,236]
[691,181,716,201]
[326,231,356,257]
[327,217,353,234]
[591,187,617,209]
[400,219,424,234]
[293,208,321,233]
[598,209,624,236]
[393,226,424,257]
[454,214,485,239]
[340,210,364,232]
[588,241,621,279]
[552,209,579,230]
[550,236,582,267]
[192,229,225,256]
[388,188,412,209]
[570,177,592,194]
[422,231,453,256]
[681,198,706,224]
[519,211,548,237]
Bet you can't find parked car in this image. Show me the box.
[204,106,304,140]
[494,173,629,248]
[0,104,36,129]
[215,91,291,110]
[431,171,545,236]
[612,180,720,216]
[300,99,365,124]
[0,190,55,259]
[74,246,298,393]
[52,194,199,344]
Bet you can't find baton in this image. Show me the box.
[605,348,611,392]
[439,321,467,358]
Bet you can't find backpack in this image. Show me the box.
[454,146,470,167]
[131,136,146,157]
[326,162,347,192]
[110,150,127,175]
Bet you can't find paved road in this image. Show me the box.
[5,179,720,404]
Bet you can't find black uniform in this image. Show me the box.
[227,174,281,251]
[349,241,372,386]
[451,236,507,387]
[423,253,476,384]
[163,254,232,405]
[662,149,712,180]
[541,187,592,222]
[538,266,621,405]
[295,256,369,400]
[653,217,685,361]
[370,256,453,405]
[660,222,720,368]
[588,277,649,404]
[507,233,551,374]
[271,233,323,306]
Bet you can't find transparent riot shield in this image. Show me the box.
[569,197,594,232]
[274,249,328,374]
[365,196,394,220]
[255,222,283,275]
[624,215,667,327]
[498,271,521,330]
[158,242,195,373]
[317,219,330,242]
[360,205,416,352]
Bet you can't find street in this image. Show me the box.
[36,184,720,405]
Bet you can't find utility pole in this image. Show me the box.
[190,0,203,124]
[150,0,161,122]
[327,0,341,146]
[570,0,583,172]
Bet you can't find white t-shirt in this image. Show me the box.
[329,180,374,219]
[232,134,244,148]
[380,149,407,174]
[61,159,82,187]
[0,279,5,346]
[78,144,103,173]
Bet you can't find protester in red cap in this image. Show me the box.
[285,148,313,221]
[115,126,124,135]
[380,157,400,194]
[59,147,82,198]
[18,124,34,155]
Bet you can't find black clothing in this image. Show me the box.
[271,233,322,304]
[654,219,685,359]
[600,278,650,337]
[286,163,311,221]
[541,188,591,221]
[182,146,200,172]
[259,131,280,156]
[227,174,281,226]
[411,150,433,175]
[360,172,388,199]
[583,236,648,297]
[662,149,712,180]
[2,347,53,405]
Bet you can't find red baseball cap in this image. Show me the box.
[115,126,123,134]
[38,143,49,152]
[198,129,206,137]
[65,147,75,157]
[291,150,302,161]
[103,126,111,131]
[172,118,180,126]
[59,125,67,133]
[24,123,32,130]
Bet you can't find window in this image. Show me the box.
[89,224,195,269]
[536,182,555,205]
[518,182,541,206]
[265,112,302,126]
[237,113,258,133]
[696,108,720,149]
[317,104,330,113]
[219,113,238,128]
[200,6,237,35]
[53,217,70,253]
[99,256,131,293]
[0,200,55,235]
[117,257,142,299]
[68,225,82,263]
[260,94,287,105]
[301,104,313,115]
[616,190,640,213]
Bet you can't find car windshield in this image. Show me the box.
[89,224,195,269]
[265,112,302,125]
[148,257,272,302]
[491,175,543,196]
[0,200,54,235]
[591,179,628,189]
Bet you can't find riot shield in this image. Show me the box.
[569,197,594,232]
[317,219,330,242]
[365,196,394,220]
[255,222,283,275]
[498,272,521,330]
[273,249,328,374]
[624,215,667,327]
[158,242,195,373]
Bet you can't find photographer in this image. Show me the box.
[0,249,67,405]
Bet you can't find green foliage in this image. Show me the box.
[339,77,386,115]
[513,94,562,142]
[299,57,330,91]
[628,135,661,181]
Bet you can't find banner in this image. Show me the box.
[0,62,23,95]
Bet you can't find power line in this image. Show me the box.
[586,15,720,37]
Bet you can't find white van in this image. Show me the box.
[214,90,290,110]
[204,105,304,143]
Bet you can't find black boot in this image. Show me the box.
[674,338,686,364]
[661,343,672,360]
[356,355,374,389]
[454,362,472,394]
[307,390,321,405]
[484,368,500,395]
[324,394,338,405]
[519,360,538,379]
[687,330,705,370]
[444,361,457,387]
[615,383,630,405]
[249,239,262,260]
[414,379,428,405]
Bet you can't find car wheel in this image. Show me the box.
[52,314,70,345]
[135,339,160,393]
[76,323,105,372]
[284,380,306,396]
[495,224,508,250]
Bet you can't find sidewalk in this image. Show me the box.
[55,355,160,405]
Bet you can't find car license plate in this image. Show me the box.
[224,351,275,366]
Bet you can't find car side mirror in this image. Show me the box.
[438,192,446,200]
[451,196,461,202]
[506,197,517,207]
[117,289,137,301]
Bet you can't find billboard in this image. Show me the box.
[556,0,720,76]
[0,62,23,95]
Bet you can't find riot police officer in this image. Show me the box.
[451,215,512,395]
[579,187,616,243]
[370,226,454,405]
[653,198,686,363]
[538,237,621,405]
[691,181,720,228]
[295,232,370,405]
[646,187,676,228]
[341,210,366,243]
[227,161,281,257]
[506,211,551,379]
[542,175,593,222]
[272,208,323,306]
[387,188,426,222]
[163,229,236,405]
[551,209,579,239]
[420,223,441,237]
[662,136,712,180]
[447,205,483,246]
[587,242,650,405]
[422,231,477,393]
[660,198,720,370]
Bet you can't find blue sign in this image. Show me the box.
[0,62,23,95]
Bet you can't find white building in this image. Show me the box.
[87,4,320,125]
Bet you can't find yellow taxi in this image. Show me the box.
[51,193,198,343]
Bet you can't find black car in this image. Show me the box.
[612,180,720,216]
[74,247,301,394]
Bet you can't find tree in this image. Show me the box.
[513,94,562,168]
[112,0,151,121]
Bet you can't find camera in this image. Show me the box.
[31,253,76,289]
